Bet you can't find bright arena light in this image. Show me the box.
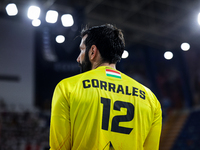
[46,10,58,24]
[6,3,18,16]
[164,51,173,60]
[61,14,74,27]
[198,13,200,25]
[181,43,190,51]
[32,19,41,27]
[122,50,129,59]
[27,6,41,20]
[56,35,65,43]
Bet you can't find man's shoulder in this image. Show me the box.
[59,70,94,85]
[121,73,159,100]
[121,73,148,89]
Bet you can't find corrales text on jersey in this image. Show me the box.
[82,79,145,100]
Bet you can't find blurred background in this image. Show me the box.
[0,0,200,149]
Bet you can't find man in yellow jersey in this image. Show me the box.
[49,24,162,150]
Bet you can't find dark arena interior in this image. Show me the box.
[0,0,200,149]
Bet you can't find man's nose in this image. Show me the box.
[77,55,80,63]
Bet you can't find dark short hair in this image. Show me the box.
[81,24,125,64]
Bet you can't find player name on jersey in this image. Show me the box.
[82,79,146,100]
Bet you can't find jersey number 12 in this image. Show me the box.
[101,97,134,134]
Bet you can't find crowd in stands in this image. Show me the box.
[0,99,50,150]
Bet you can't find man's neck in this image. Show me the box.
[92,62,116,70]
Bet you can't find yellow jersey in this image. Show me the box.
[49,66,162,150]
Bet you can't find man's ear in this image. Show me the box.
[89,45,98,60]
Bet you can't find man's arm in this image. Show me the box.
[143,99,162,150]
[49,83,71,150]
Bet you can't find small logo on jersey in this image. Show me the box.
[106,69,121,79]
[103,141,115,150]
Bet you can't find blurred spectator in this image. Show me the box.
[157,67,184,111]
